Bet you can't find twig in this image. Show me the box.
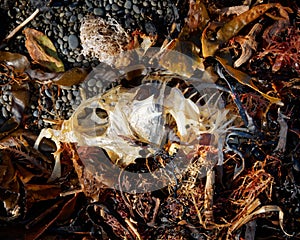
[275,109,289,153]
[147,197,160,226]
[3,8,40,43]
[125,218,142,240]
[204,168,215,227]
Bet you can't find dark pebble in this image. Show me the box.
[68,57,76,63]
[3,95,8,102]
[45,89,52,98]
[76,55,84,62]
[88,78,96,87]
[65,11,72,17]
[78,13,83,20]
[157,9,163,15]
[93,7,105,16]
[45,12,52,19]
[61,95,68,103]
[151,1,157,6]
[112,3,119,11]
[33,110,39,118]
[67,92,73,101]
[2,108,8,118]
[68,34,79,49]
[70,15,77,23]
[124,0,132,9]
[85,0,93,8]
[132,5,140,14]
[57,38,63,45]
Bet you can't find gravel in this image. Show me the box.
[0,0,188,130]
[94,7,105,16]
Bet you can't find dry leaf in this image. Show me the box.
[53,67,89,87]
[0,51,30,72]
[23,28,65,72]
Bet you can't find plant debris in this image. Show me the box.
[23,28,65,72]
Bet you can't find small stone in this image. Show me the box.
[55,101,61,110]
[61,95,68,103]
[57,38,63,45]
[70,15,77,22]
[132,5,140,14]
[151,1,157,6]
[68,57,76,63]
[93,7,105,16]
[33,110,39,118]
[157,9,163,15]
[96,80,104,89]
[62,49,69,55]
[47,30,52,37]
[85,0,93,8]
[45,89,52,98]
[73,90,80,97]
[124,0,132,9]
[45,12,52,20]
[76,55,84,62]
[2,107,8,118]
[105,4,111,11]
[67,92,73,101]
[78,13,83,20]
[88,78,96,87]
[65,11,72,17]
[112,3,119,11]
[2,95,8,102]
[68,34,79,49]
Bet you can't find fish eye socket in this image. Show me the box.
[95,108,108,119]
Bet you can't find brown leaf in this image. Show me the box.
[11,83,30,123]
[23,28,65,72]
[0,118,19,139]
[25,184,61,202]
[53,67,89,87]
[0,51,30,72]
